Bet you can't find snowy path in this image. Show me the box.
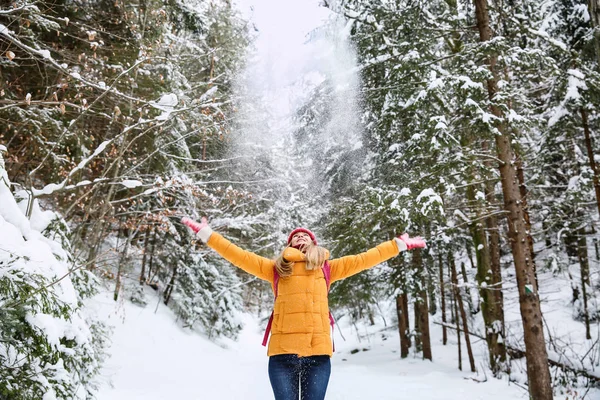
[91,289,528,400]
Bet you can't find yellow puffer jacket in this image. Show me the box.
[206,232,400,357]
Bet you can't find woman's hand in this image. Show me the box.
[182,216,208,233]
[397,233,426,250]
[182,216,213,243]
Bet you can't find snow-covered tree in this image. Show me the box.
[0,149,107,399]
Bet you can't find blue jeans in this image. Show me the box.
[268,354,331,400]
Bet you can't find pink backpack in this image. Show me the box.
[262,261,336,351]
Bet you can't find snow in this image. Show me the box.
[457,75,482,90]
[199,86,218,103]
[528,28,567,51]
[574,4,590,22]
[568,175,579,191]
[151,93,178,120]
[0,168,109,396]
[92,288,529,400]
[119,179,143,189]
[33,140,112,196]
[155,93,178,108]
[0,180,80,307]
[26,313,70,348]
[0,179,34,240]
[565,69,587,102]
[19,191,57,232]
[416,188,444,216]
[548,105,569,127]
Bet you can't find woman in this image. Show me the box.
[182,216,425,400]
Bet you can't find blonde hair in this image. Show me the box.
[275,243,328,277]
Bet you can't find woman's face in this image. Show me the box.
[290,232,312,248]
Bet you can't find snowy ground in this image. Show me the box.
[92,286,536,400]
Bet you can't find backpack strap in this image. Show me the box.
[323,260,336,352]
[262,270,280,347]
[322,260,331,291]
[262,262,336,351]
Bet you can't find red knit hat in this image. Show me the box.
[287,228,317,245]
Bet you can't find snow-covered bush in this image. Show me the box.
[0,159,107,399]
[171,250,244,339]
[128,285,149,307]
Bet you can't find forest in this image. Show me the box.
[1,0,600,399]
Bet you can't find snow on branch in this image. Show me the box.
[32,140,111,197]
[0,22,216,120]
[0,3,39,15]
[32,119,162,197]
[416,188,444,216]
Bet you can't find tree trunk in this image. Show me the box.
[418,288,432,361]
[460,260,476,314]
[147,227,158,282]
[439,253,448,346]
[397,293,411,358]
[581,108,600,217]
[450,255,476,372]
[577,229,592,340]
[113,219,124,301]
[473,1,552,397]
[422,242,437,316]
[466,243,476,270]
[114,219,133,301]
[413,249,432,361]
[566,234,582,303]
[468,173,508,375]
[450,260,463,371]
[140,225,151,285]
[482,191,510,376]
[588,0,600,67]
[402,291,411,348]
[593,226,600,260]
[515,154,537,284]
[163,265,178,305]
[413,299,422,353]
[485,182,508,375]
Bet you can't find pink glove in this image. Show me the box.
[182,216,208,233]
[398,233,426,250]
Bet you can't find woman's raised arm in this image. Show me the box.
[183,217,275,283]
[328,234,426,282]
